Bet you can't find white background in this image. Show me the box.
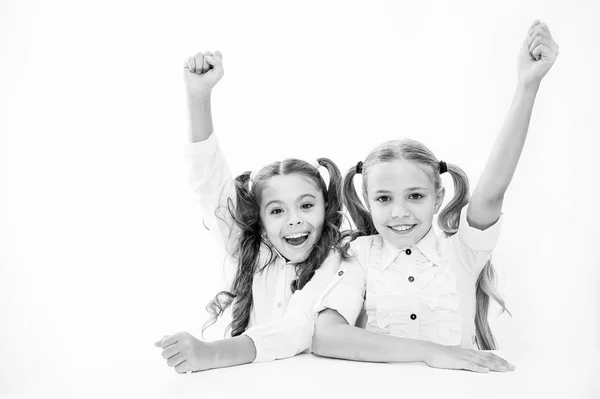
[1,0,599,397]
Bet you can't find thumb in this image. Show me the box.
[205,55,223,72]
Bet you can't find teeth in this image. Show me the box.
[285,232,309,239]
[390,225,413,232]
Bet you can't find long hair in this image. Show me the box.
[202,158,343,338]
[342,139,508,350]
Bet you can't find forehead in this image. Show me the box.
[367,160,434,191]
[261,173,323,205]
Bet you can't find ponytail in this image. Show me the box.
[202,171,271,338]
[437,163,510,350]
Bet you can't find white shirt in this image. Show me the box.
[185,133,342,362]
[317,205,503,349]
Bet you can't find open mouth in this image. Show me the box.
[388,224,416,234]
[284,232,310,246]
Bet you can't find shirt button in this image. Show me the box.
[408,276,415,282]
[338,270,344,276]
[405,249,412,255]
[277,302,282,308]
[410,313,417,320]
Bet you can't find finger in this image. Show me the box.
[463,361,489,373]
[205,55,224,74]
[531,44,551,61]
[202,52,210,73]
[186,56,196,73]
[476,357,508,372]
[175,360,192,374]
[483,352,509,367]
[213,50,222,59]
[155,335,169,347]
[528,28,551,46]
[205,51,213,57]
[194,52,205,75]
[160,334,179,349]
[161,346,179,360]
[167,353,187,368]
[483,353,516,371]
[485,353,516,371]
[529,35,547,54]
[528,19,541,36]
[536,22,552,37]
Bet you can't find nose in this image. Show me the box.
[391,200,410,218]
[287,211,304,226]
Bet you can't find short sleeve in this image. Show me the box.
[185,133,240,254]
[316,243,367,326]
[451,205,504,276]
[243,251,343,362]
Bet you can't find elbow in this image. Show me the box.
[311,319,334,357]
[472,190,505,207]
[311,332,326,357]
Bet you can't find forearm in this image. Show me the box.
[187,93,214,143]
[473,84,539,203]
[208,335,257,369]
[312,322,437,364]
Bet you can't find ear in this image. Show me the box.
[433,187,445,214]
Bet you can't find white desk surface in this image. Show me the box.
[3,348,598,399]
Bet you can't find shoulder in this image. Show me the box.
[344,234,379,272]
[349,235,375,251]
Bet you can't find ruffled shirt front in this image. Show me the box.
[317,206,503,349]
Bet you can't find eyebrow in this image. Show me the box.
[264,194,317,209]
[373,187,428,195]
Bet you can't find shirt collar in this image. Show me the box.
[378,227,441,269]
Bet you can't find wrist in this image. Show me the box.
[205,340,221,369]
[187,91,212,102]
[419,340,442,364]
[516,80,541,94]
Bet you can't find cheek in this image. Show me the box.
[315,208,327,230]
[417,201,436,219]
[306,207,326,235]
[370,204,388,224]
[261,216,283,238]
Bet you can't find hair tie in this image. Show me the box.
[439,160,448,174]
[355,161,363,174]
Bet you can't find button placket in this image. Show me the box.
[274,259,288,316]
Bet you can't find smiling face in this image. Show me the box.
[258,173,326,263]
[365,160,444,249]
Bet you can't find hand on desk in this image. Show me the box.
[155,332,215,374]
[425,345,516,373]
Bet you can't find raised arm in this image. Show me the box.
[468,20,559,230]
[184,51,224,143]
[183,51,241,252]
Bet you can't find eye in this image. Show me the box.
[409,193,424,200]
[376,196,391,203]
[270,208,283,215]
[301,203,314,210]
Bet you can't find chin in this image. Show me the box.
[286,250,311,264]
